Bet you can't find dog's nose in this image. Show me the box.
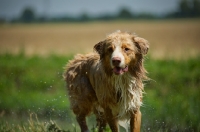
[112,57,121,66]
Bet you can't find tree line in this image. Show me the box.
[166,0,200,18]
[3,0,200,23]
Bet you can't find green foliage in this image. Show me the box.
[0,53,73,118]
[20,8,35,23]
[141,57,200,131]
[168,0,200,18]
[179,0,200,17]
[0,113,70,132]
[117,7,133,19]
[0,53,199,131]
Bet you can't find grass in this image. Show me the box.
[0,113,70,132]
[0,53,199,131]
[0,53,69,112]
[142,58,200,131]
[0,19,199,131]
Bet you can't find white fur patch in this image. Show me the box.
[118,120,129,132]
[111,46,125,68]
[111,74,142,119]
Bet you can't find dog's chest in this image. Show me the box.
[91,72,142,118]
[111,75,142,117]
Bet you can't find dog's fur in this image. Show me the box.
[63,31,149,132]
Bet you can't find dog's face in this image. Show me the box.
[94,31,149,75]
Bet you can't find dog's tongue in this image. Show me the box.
[113,66,128,75]
[113,67,123,75]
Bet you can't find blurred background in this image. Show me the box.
[0,0,200,131]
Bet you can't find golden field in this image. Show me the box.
[0,19,200,59]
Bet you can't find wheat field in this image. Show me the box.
[0,19,200,59]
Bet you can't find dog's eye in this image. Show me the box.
[108,47,113,52]
[124,48,130,52]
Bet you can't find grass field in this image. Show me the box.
[0,19,200,131]
[0,53,199,132]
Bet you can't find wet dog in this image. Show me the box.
[63,30,149,132]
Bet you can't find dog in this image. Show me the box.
[63,30,149,132]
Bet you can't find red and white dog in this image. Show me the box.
[64,30,149,132]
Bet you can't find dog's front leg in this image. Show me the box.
[105,107,119,132]
[130,110,141,132]
[76,115,89,132]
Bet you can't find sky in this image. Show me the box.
[0,0,180,20]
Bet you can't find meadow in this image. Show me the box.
[0,19,200,131]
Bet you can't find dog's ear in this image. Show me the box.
[94,40,105,58]
[133,37,149,55]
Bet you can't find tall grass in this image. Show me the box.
[0,53,199,131]
[0,53,71,115]
[142,58,200,131]
[0,113,70,132]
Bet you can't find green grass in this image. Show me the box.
[0,53,71,115]
[0,53,199,131]
[0,113,70,132]
[141,57,200,131]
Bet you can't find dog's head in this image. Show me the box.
[94,30,149,76]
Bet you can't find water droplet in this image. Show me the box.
[72,123,75,127]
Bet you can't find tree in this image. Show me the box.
[179,0,191,17]
[79,12,90,22]
[21,8,35,23]
[117,8,133,19]
[191,0,200,17]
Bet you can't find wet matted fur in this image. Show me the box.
[63,30,149,132]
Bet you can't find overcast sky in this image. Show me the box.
[0,0,180,20]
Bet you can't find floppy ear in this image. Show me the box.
[134,37,149,55]
[93,40,105,58]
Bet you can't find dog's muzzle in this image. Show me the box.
[112,57,128,75]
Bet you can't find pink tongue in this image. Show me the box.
[113,66,128,75]
[122,66,128,72]
[113,67,123,75]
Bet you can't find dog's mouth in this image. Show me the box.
[113,66,128,75]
